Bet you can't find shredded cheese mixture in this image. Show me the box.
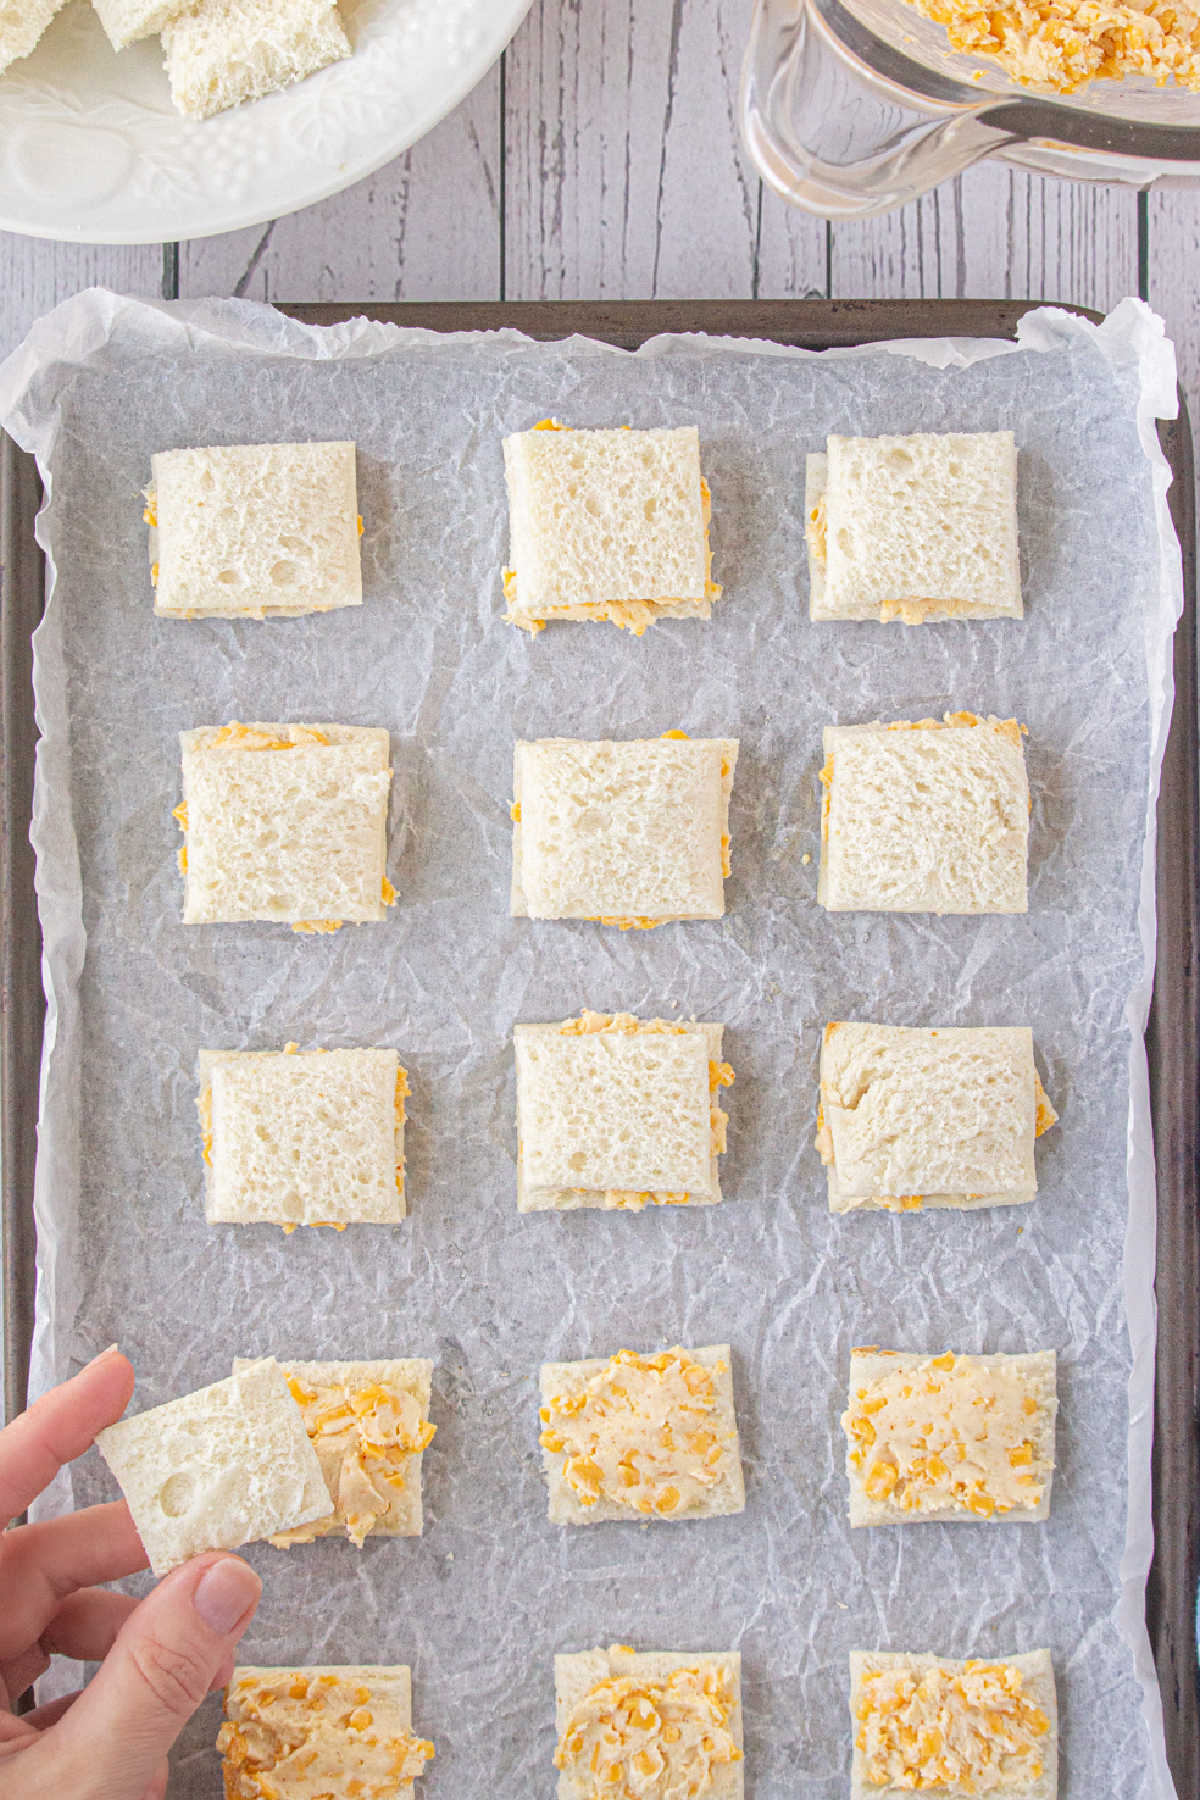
[556,1660,741,1799]
[903,0,1200,92]
[856,1661,1050,1793]
[842,1351,1052,1518]
[552,1012,733,1209]
[219,1670,434,1800]
[272,1371,436,1547]
[541,1347,733,1516]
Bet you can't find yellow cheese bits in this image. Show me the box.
[541,1348,732,1516]
[273,1373,436,1548]
[902,0,1200,92]
[219,1671,434,1800]
[856,1661,1050,1793]
[556,1665,741,1800]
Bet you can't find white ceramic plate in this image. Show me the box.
[0,0,532,243]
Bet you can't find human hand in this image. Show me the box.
[0,1346,262,1800]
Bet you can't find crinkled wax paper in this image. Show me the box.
[0,291,1182,1798]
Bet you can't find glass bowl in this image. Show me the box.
[741,0,1200,217]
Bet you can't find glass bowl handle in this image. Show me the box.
[741,0,1020,218]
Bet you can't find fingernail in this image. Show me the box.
[84,1344,121,1369]
[192,1559,262,1635]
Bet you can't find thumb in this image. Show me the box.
[46,1553,261,1800]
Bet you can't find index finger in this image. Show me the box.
[0,1348,135,1525]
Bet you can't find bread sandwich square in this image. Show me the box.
[94,1357,331,1576]
[806,430,1021,623]
[818,713,1030,914]
[511,735,737,924]
[149,440,360,617]
[163,0,351,122]
[555,1645,744,1800]
[849,1649,1056,1799]
[234,1356,435,1544]
[219,1665,434,1799]
[514,1011,732,1212]
[1,0,66,72]
[199,1046,407,1228]
[178,722,393,928]
[539,1344,745,1524]
[817,1022,1057,1213]
[842,1348,1057,1524]
[502,422,720,633]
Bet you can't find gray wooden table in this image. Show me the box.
[0,0,1193,399]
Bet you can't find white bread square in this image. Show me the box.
[809,431,1021,623]
[818,716,1029,915]
[512,737,737,923]
[220,1665,431,1800]
[94,1358,331,1576]
[555,1646,744,1800]
[180,723,392,927]
[539,1344,744,1524]
[150,441,360,618]
[848,1649,1056,1800]
[515,1018,725,1211]
[163,0,351,122]
[1,0,66,72]
[844,1349,1057,1525]
[200,1047,405,1227]
[818,1023,1049,1212]
[502,425,712,628]
[233,1357,433,1541]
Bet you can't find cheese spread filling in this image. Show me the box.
[272,1373,436,1547]
[855,1661,1050,1793]
[843,1352,1051,1517]
[541,1348,733,1515]
[552,1012,733,1210]
[219,1671,434,1800]
[556,1661,741,1799]
[902,0,1200,93]
[503,420,721,635]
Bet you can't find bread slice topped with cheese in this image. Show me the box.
[514,1011,733,1212]
[849,1649,1057,1800]
[148,440,360,617]
[220,1665,434,1800]
[163,0,351,121]
[0,0,66,74]
[199,1046,407,1228]
[806,430,1021,623]
[819,713,1030,914]
[555,1645,744,1800]
[501,422,720,634]
[817,1022,1056,1213]
[842,1348,1057,1524]
[177,722,393,928]
[233,1356,435,1542]
[539,1344,744,1524]
[512,734,737,925]
[94,1357,332,1576]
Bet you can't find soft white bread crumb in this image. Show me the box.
[220,1666,432,1800]
[810,431,1021,623]
[555,1647,744,1800]
[149,441,360,619]
[515,1019,724,1211]
[0,0,66,72]
[179,722,392,926]
[848,1649,1056,1800]
[201,1047,405,1226]
[818,1022,1048,1211]
[844,1349,1057,1525]
[503,425,711,626]
[539,1345,744,1524]
[511,736,737,923]
[90,0,186,51]
[818,715,1029,915]
[233,1357,433,1539]
[94,1358,331,1576]
[163,0,350,121]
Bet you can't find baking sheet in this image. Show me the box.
[0,291,1182,1798]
